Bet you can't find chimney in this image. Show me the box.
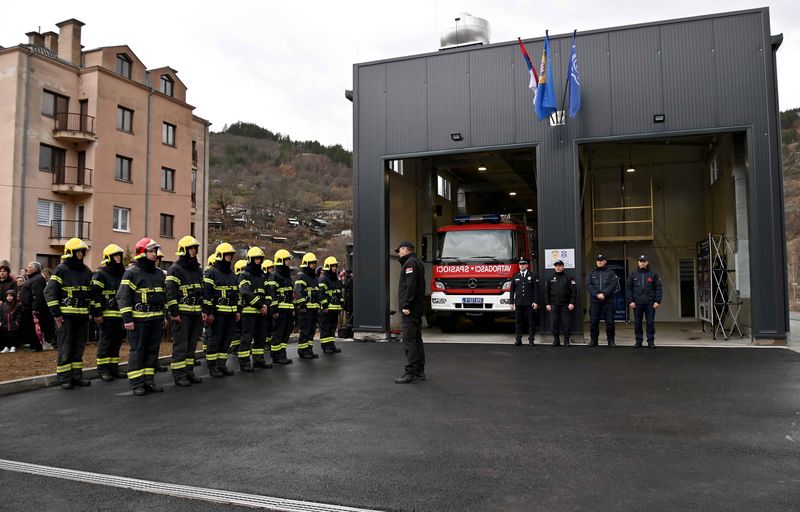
[26,31,44,47]
[55,18,84,66]
[43,31,59,53]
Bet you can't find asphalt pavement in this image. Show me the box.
[1,341,799,511]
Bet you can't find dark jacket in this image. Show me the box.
[586,266,620,303]
[91,262,125,318]
[626,267,663,305]
[398,252,425,318]
[165,255,204,317]
[510,270,539,306]
[545,271,578,306]
[267,265,294,313]
[0,278,17,303]
[0,301,21,333]
[44,257,94,318]
[21,271,48,313]
[116,258,167,323]
[294,267,324,310]
[319,270,343,311]
[239,262,268,315]
[203,259,240,315]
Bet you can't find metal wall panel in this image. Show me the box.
[714,14,765,127]
[426,53,471,150]
[387,59,427,154]
[609,27,664,135]
[661,20,717,130]
[575,32,612,138]
[469,46,515,147]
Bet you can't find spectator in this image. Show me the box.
[0,290,22,353]
[20,262,52,351]
[0,262,16,303]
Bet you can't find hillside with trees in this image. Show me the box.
[782,108,800,305]
[207,122,353,267]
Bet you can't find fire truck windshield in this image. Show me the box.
[437,229,514,262]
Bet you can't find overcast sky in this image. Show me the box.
[1,1,798,149]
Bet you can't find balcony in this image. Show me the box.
[49,220,91,247]
[52,113,97,143]
[51,166,93,195]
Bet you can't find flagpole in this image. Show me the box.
[559,30,576,123]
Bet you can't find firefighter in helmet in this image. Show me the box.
[318,256,343,354]
[116,238,167,396]
[262,259,275,350]
[165,236,205,386]
[91,244,126,381]
[237,247,271,371]
[294,252,323,359]
[203,242,240,377]
[267,249,294,365]
[44,238,94,389]
[199,253,217,357]
[229,259,247,355]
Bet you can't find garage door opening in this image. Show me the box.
[387,148,537,335]
[579,132,751,339]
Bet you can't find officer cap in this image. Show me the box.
[518,258,529,264]
[638,254,648,261]
[596,254,606,261]
[394,240,415,253]
[553,259,564,266]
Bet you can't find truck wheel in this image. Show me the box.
[439,315,458,333]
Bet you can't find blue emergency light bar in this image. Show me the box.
[453,214,502,224]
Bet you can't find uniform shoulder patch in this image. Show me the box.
[405,267,414,274]
[571,280,576,285]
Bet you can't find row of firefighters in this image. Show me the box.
[43,236,344,395]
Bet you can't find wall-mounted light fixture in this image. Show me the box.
[526,208,533,212]
[477,166,487,172]
[653,114,665,123]
[509,191,517,196]
[450,133,463,142]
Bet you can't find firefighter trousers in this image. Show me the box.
[241,314,267,365]
[171,314,202,379]
[96,317,125,376]
[55,315,89,384]
[270,310,294,361]
[319,310,339,347]
[296,308,318,353]
[208,313,236,369]
[127,318,163,389]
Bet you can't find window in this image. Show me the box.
[160,214,174,238]
[36,254,61,270]
[190,222,195,237]
[389,160,404,175]
[117,106,133,132]
[113,207,130,232]
[36,199,63,226]
[116,54,132,79]
[161,167,175,192]
[437,174,452,200]
[42,90,68,117]
[191,169,197,207]
[115,155,132,182]
[39,144,66,172]
[160,75,174,97]
[162,122,176,146]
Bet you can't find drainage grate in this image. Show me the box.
[0,459,384,512]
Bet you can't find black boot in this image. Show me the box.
[588,339,599,347]
[73,378,91,387]
[209,367,224,378]
[60,381,74,390]
[253,359,273,369]
[240,361,254,373]
[144,383,164,393]
[100,372,114,382]
[552,336,560,347]
[564,337,571,347]
[513,339,522,346]
[299,348,314,360]
[219,364,234,376]
[175,377,192,387]
[133,386,146,396]
[186,371,203,384]
[608,340,616,348]
[528,338,535,346]
[329,342,342,353]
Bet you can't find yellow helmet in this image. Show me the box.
[299,252,318,268]
[246,246,266,263]
[322,256,339,271]
[63,238,89,259]
[274,249,292,266]
[176,235,200,256]
[261,259,274,272]
[101,243,124,265]
[214,242,236,261]
[234,259,247,274]
[206,254,216,267]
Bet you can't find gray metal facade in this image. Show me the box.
[351,8,787,339]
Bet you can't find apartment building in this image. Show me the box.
[0,18,209,270]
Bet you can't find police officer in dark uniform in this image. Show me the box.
[117,238,167,396]
[510,258,539,346]
[394,241,426,384]
[626,254,663,348]
[586,254,620,348]
[91,243,126,381]
[203,243,241,377]
[545,260,577,347]
[45,238,94,389]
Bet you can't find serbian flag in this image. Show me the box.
[534,31,558,121]
[517,38,539,92]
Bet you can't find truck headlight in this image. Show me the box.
[500,298,512,304]
[501,281,511,291]
[433,281,445,290]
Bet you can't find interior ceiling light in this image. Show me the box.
[509,192,517,196]
[477,166,487,171]
[626,143,636,173]
[526,208,533,212]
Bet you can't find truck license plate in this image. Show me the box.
[462,298,483,304]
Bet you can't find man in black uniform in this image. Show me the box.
[165,235,205,386]
[318,256,343,354]
[626,254,663,348]
[394,241,426,384]
[44,238,94,389]
[117,238,167,396]
[510,258,539,346]
[545,260,577,347]
[91,244,126,381]
[203,243,241,377]
[294,253,322,360]
[586,254,620,348]
[238,247,271,371]
[268,249,294,365]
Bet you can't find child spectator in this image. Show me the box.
[0,290,21,353]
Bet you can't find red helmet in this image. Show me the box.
[134,237,160,260]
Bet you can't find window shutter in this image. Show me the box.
[37,199,50,225]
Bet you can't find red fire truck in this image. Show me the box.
[429,214,534,332]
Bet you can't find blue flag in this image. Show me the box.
[534,31,558,121]
[568,32,581,117]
